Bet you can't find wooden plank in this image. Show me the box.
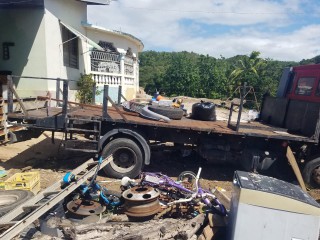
[107,96,128,122]
[7,76,28,117]
[203,225,214,240]
[286,146,307,192]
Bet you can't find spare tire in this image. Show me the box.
[148,106,183,120]
[0,190,34,217]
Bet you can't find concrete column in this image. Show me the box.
[117,48,126,87]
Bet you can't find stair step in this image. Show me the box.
[63,139,99,153]
[67,117,100,123]
[66,128,99,133]
[23,204,41,211]
[64,139,99,144]
[64,148,98,153]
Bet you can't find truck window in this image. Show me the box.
[294,77,315,96]
[316,80,320,96]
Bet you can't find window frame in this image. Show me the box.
[61,26,79,69]
[294,77,316,96]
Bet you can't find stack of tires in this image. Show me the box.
[148,105,184,120]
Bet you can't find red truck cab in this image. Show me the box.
[285,64,320,103]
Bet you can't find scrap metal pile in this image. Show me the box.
[63,167,227,223]
[0,157,228,239]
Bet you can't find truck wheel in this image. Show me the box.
[0,190,34,217]
[303,158,320,188]
[148,106,183,120]
[102,138,143,179]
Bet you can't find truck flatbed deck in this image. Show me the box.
[7,105,315,143]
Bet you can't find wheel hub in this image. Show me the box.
[122,186,160,220]
[66,199,106,216]
[110,147,137,173]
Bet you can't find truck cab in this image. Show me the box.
[277,64,320,103]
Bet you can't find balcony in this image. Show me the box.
[90,50,138,102]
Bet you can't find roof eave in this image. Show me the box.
[78,0,111,5]
[82,22,144,52]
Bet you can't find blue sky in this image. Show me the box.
[88,0,320,61]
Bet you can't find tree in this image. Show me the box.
[229,51,265,87]
[76,74,100,104]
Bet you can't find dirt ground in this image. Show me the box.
[0,131,234,197]
[0,129,319,202]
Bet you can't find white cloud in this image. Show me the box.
[87,0,320,61]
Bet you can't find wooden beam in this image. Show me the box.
[7,76,28,117]
[286,146,307,192]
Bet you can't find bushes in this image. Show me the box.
[76,74,100,104]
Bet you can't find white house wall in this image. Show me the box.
[44,0,89,98]
[0,8,48,98]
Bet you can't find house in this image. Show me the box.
[0,0,144,104]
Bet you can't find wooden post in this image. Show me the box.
[7,75,28,117]
[118,85,122,105]
[236,82,246,132]
[102,85,109,119]
[286,146,307,192]
[62,81,68,116]
[7,75,13,114]
[92,83,96,105]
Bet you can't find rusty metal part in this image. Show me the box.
[155,203,200,219]
[66,199,106,216]
[312,166,320,185]
[122,186,160,219]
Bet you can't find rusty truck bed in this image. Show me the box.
[7,105,315,142]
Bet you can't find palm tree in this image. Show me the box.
[229,51,265,86]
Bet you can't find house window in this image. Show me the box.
[294,77,315,96]
[62,26,79,69]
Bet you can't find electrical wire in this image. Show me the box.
[120,6,305,15]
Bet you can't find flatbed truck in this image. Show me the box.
[4,64,320,188]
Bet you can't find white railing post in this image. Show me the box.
[120,52,125,87]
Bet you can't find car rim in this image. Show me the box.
[110,147,137,173]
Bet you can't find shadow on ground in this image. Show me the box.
[0,134,94,171]
[145,149,237,182]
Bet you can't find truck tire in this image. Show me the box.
[102,138,143,179]
[303,158,320,188]
[148,106,183,120]
[0,190,34,217]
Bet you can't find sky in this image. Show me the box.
[87,0,320,61]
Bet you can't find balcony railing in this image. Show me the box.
[90,50,136,88]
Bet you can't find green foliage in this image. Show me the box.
[139,51,317,104]
[76,74,100,104]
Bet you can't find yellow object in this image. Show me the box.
[172,98,183,108]
[1,172,40,194]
